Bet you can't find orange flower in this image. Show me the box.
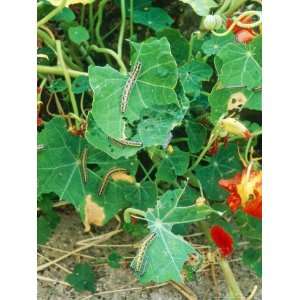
[219,166,262,219]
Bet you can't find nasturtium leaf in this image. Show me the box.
[156,147,190,183]
[87,145,138,175]
[107,251,122,268]
[68,25,90,45]
[88,38,185,158]
[195,143,243,201]
[38,118,137,226]
[156,28,189,65]
[133,7,174,32]
[53,7,75,22]
[179,60,213,97]
[208,86,261,124]
[49,0,94,6]
[71,76,90,94]
[85,113,139,159]
[124,181,157,210]
[65,263,96,293]
[242,247,262,277]
[216,40,262,89]
[201,34,235,56]
[47,78,67,93]
[179,0,218,16]
[185,121,208,153]
[123,223,150,239]
[37,216,54,245]
[134,188,219,283]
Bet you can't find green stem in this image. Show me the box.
[130,0,134,38]
[216,0,231,14]
[38,29,82,71]
[219,258,246,299]
[56,40,80,128]
[102,22,120,40]
[187,131,218,172]
[80,5,86,26]
[37,78,47,104]
[89,45,127,74]
[141,163,157,183]
[80,43,95,65]
[37,65,88,77]
[188,33,195,62]
[138,161,154,183]
[118,0,126,59]
[123,208,146,223]
[224,0,247,16]
[88,3,95,41]
[244,130,262,164]
[95,0,112,64]
[37,0,67,27]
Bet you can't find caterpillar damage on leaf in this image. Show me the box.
[83,194,105,232]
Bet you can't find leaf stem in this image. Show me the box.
[56,40,80,129]
[219,258,246,299]
[88,2,95,41]
[188,33,195,62]
[117,0,126,59]
[37,0,67,27]
[123,208,146,223]
[129,0,134,38]
[95,0,112,64]
[37,65,88,77]
[89,45,127,74]
[187,130,218,173]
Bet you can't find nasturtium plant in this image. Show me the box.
[130,187,219,283]
[37,0,262,296]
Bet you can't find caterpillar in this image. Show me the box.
[130,233,156,276]
[120,61,142,113]
[80,147,88,184]
[111,137,143,148]
[98,167,128,196]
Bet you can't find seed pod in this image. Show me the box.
[203,14,223,31]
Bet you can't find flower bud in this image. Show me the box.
[203,15,223,31]
[219,118,251,139]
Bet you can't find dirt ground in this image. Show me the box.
[37,210,261,300]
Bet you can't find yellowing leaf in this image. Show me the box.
[84,194,105,232]
[49,0,94,7]
[111,171,136,184]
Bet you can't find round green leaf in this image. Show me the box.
[133,7,174,32]
[68,25,90,45]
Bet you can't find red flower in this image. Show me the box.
[210,225,233,257]
[219,167,262,219]
[226,16,256,44]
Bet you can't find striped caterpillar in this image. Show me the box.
[80,147,88,184]
[110,137,143,148]
[130,233,156,276]
[98,167,128,196]
[120,61,142,113]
